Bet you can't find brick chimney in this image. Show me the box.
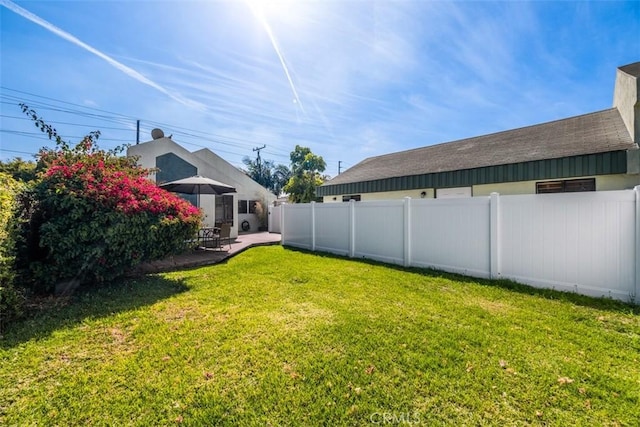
[613,62,640,144]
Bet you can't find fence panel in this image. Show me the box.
[280,189,638,302]
[500,191,636,300]
[315,203,351,256]
[353,200,405,265]
[282,204,313,249]
[410,197,491,277]
[268,205,281,234]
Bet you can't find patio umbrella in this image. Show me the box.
[159,175,236,195]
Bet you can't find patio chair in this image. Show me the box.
[216,223,232,251]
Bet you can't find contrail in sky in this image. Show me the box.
[0,0,204,110]
[247,2,306,115]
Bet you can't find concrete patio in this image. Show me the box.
[130,232,281,275]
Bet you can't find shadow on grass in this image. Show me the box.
[1,275,190,348]
[284,246,640,315]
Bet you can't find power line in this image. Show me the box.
[0,86,134,120]
[1,87,344,164]
[0,148,37,156]
[0,99,137,128]
[0,129,132,142]
[0,86,286,157]
[0,114,133,131]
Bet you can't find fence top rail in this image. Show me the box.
[503,189,637,202]
[283,204,315,210]
[311,203,351,210]
[411,197,491,206]
[286,188,638,208]
[349,200,406,207]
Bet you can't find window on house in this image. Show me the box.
[216,195,234,225]
[436,187,472,199]
[342,195,361,202]
[536,178,596,194]
[238,200,248,214]
[238,200,259,214]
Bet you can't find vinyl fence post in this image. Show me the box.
[404,197,412,267]
[349,199,356,258]
[280,203,286,245]
[634,186,640,304]
[490,192,501,279]
[311,201,316,251]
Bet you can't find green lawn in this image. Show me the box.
[1,246,639,426]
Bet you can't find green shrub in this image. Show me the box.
[20,137,202,293]
[0,172,25,332]
[0,157,37,183]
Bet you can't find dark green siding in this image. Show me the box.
[156,153,198,206]
[317,151,629,197]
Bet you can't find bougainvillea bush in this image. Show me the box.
[21,135,201,293]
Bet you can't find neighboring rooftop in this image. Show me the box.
[325,108,634,186]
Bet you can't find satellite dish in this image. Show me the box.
[151,128,165,140]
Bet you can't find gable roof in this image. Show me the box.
[127,137,277,199]
[323,108,635,188]
[619,62,640,77]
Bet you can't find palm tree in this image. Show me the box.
[241,157,291,196]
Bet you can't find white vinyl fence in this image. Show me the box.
[281,188,640,303]
[268,204,282,234]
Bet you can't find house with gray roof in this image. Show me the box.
[128,132,276,238]
[318,62,640,201]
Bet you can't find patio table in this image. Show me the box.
[197,227,220,249]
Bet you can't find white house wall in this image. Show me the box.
[323,188,436,203]
[199,194,216,227]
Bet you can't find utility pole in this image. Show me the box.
[136,119,140,144]
[253,145,266,168]
[338,160,343,175]
[253,145,267,183]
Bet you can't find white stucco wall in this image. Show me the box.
[614,66,639,143]
[323,188,435,203]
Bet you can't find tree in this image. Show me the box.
[242,156,271,189]
[283,145,326,203]
[272,163,292,197]
[0,157,37,183]
[241,157,291,196]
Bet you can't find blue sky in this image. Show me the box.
[1,0,638,176]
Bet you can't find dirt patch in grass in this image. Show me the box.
[469,297,515,316]
[266,302,335,332]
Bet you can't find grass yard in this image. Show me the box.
[1,246,639,426]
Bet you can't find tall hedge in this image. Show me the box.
[21,137,202,293]
[0,172,24,331]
